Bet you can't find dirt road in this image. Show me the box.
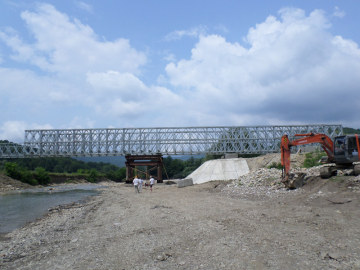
[1,177,360,270]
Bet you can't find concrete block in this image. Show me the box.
[225,153,238,159]
[177,178,193,188]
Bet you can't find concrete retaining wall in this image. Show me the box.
[177,178,193,188]
[187,158,250,184]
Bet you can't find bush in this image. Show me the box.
[87,169,99,183]
[34,167,51,185]
[5,162,22,180]
[303,151,326,168]
[22,171,38,185]
[114,168,126,182]
[4,162,39,185]
[267,162,283,170]
[105,168,126,182]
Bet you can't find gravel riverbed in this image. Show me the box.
[1,172,360,269]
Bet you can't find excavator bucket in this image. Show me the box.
[283,173,306,189]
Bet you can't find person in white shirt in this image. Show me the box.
[149,176,155,192]
[138,178,144,193]
[133,176,140,193]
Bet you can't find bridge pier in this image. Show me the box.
[125,154,163,183]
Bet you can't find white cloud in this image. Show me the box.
[87,71,147,98]
[165,26,208,41]
[0,3,146,76]
[0,67,81,105]
[67,116,95,129]
[1,4,360,143]
[0,3,160,140]
[0,121,27,142]
[86,70,183,119]
[163,52,176,62]
[75,1,93,13]
[165,8,360,127]
[214,24,229,34]
[0,121,53,143]
[333,6,345,18]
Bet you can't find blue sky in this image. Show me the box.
[0,0,359,142]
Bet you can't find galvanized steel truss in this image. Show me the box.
[0,125,343,158]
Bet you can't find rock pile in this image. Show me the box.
[224,153,360,198]
[222,167,298,199]
[236,158,321,189]
[222,154,322,198]
[237,168,283,188]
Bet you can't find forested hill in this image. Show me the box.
[343,127,360,134]
[74,156,126,167]
[0,156,120,174]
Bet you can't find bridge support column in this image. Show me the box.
[125,154,163,183]
[125,165,133,182]
[157,164,162,182]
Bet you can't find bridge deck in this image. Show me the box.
[0,125,343,158]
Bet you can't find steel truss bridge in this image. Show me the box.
[0,125,343,158]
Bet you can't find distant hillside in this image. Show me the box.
[73,156,126,167]
[343,127,360,134]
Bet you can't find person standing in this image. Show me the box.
[133,176,139,193]
[138,177,144,193]
[149,176,155,192]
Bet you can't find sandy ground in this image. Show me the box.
[1,176,360,270]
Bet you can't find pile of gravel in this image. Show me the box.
[222,168,295,199]
[222,164,323,198]
[223,161,360,199]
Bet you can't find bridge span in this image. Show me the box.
[0,124,343,158]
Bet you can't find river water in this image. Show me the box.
[0,184,102,234]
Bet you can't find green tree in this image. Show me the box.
[34,167,51,185]
[87,169,99,183]
[22,170,38,185]
[108,168,126,182]
[5,162,22,180]
[4,162,38,185]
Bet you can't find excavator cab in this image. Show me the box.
[334,135,360,164]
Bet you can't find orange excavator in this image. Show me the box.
[281,133,360,188]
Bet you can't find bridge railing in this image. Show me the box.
[0,124,343,158]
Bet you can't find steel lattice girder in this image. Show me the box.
[0,124,343,158]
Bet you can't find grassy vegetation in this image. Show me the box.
[303,151,327,168]
[267,162,283,170]
[266,150,328,170]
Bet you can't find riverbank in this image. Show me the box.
[0,174,34,192]
[0,172,98,194]
[0,182,103,235]
[1,176,360,269]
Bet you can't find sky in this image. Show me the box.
[0,0,359,142]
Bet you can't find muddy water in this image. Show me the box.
[0,184,102,234]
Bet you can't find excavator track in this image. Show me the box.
[319,165,337,178]
[353,163,360,175]
[320,163,360,179]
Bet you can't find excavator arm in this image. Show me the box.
[280,133,334,187]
